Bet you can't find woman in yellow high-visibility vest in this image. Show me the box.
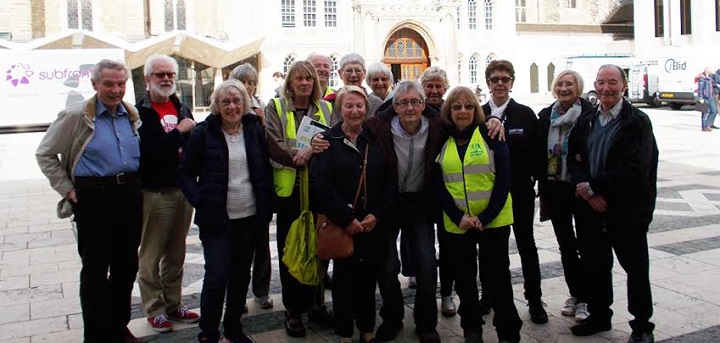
[433,86,522,343]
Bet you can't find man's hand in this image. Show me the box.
[359,214,378,232]
[176,118,197,133]
[588,195,607,213]
[346,219,364,234]
[486,117,506,141]
[311,134,330,154]
[459,214,478,230]
[291,147,314,166]
[67,189,78,204]
[576,182,593,201]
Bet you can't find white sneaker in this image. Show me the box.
[254,295,274,309]
[441,296,457,317]
[574,302,590,321]
[562,297,578,316]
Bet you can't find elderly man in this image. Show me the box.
[568,64,658,343]
[307,52,335,97]
[136,54,199,333]
[324,52,383,125]
[36,59,143,343]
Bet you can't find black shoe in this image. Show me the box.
[479,297,491,315]
[571,319,611,336]
[712,125,720,129]
[627,331,654,343]
[416,328,441,343]
[528,299,548,324]
[308,305,334,327]
[376,322,403,341]
[284,311,306,337]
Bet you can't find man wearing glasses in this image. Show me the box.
[136,54,199,333]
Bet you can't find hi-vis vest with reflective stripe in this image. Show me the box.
[271,98,331,197]
[436,128,513,234]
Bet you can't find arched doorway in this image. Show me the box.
[382,28,430,82]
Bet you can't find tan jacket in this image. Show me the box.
[264,97,330,169]
[35,95,140,218]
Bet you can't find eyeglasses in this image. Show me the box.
[488,76,513,84]
[395,99,424,108]
[450,104,475,111]
[152,72,176,79]
[220,98,243,107]
[342,68,364,75]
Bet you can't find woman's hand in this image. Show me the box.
[311,134,330,154]
[360,214,378,232]
[252,107,265,126]
[291,147,314,166]
[486,117,506,141]
[459,214,478,230]
[346,219,364,234]
[588,195,607,213]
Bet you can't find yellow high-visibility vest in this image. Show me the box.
[436,128,513,234]
[271,98,331,197]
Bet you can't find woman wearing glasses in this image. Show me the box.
[178,80,273,343]
[480,60,548,324]
[433,86,520,343]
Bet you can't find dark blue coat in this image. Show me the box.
[178,113,273,229]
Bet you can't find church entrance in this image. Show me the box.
[382,28,430,83]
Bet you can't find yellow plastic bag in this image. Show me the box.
[282,167,324,286]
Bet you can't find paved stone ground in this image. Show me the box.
[1,105,720,342]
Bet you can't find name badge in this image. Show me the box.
[509,128,525,135]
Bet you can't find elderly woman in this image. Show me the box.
[230,63,266,127]
[419,66,449,111]
[366,62,394,101]
[433,86,520,343]
[178,80,273,343]
[325,53,383,124]
[480,59,547,324]
[264,60,333,336]
[538,70,594,321]
[313,86,396,343]
[228,63,273,312]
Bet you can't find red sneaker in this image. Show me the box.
[147,314,173,333]
[168,305,200,323]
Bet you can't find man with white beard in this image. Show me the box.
[136,54,199,333]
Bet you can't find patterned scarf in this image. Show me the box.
[547,99,582,182]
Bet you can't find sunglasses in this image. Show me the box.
[153,72,176,79]
[488,76,513,84]
[450,104,475,111]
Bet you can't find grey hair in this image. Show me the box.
[306,52,331,64]
[209,79,252,115]
[551,70,584,99]
[365,62,394,85]
[598,64,627,85]
[91,59,130,82]
[392,80,426,106]
[338,52,366,71]
[143,55,178,78]
[229,63,259,84]
[419,66,450,89]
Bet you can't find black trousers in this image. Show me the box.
[508,186,542,300]
[544,180,586,302]
[437,224,455,297]
[575,201,655,333]
[73,178,142,343]
[332,255,380,337]
[447,226,522,342]
[275,191,322,316]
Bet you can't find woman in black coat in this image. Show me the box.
[178,80,273,343]
[313,86,397,343]
[537,70,595,323]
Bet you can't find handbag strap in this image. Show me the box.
[351,144,369,212]
[299,166,310,212]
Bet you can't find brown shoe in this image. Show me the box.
[284,311,306,337]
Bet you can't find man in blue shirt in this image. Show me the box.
[36,59,143,343]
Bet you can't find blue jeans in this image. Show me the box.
[702,96,717,128]
[377,201,438,331]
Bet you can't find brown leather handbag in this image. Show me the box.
[316,145,369,260]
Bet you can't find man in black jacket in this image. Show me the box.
[136,54,199,333]
[568,64,658,343]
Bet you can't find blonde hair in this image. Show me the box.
[283,60,322,101]
[441,86,485,127]
[550,70,584,99]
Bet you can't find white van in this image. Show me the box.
[625,61,661,107]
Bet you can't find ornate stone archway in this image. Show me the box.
[381,28,431,82]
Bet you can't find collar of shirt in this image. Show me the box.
[95,98,128,118]
[597,99,622,120]
[391,115,429,138]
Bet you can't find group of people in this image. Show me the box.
[35,50,659,343]
[697,67,720,131]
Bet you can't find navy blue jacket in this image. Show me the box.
[178,113,273,229]
[137,93,194,189]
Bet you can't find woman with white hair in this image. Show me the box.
[324,53,383,124]
[366,62,394,101]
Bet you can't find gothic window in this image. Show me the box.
[282,0,296,28]
[324,0,337,27]
[456,7,461,29]
[469,55,479,84]
[547,63,555,91]
[303,0,316,27]
[484,0,493,30]
[530,63,539,93]
[468,0,477,30]
[329,55,339,87]
[384,30,428,60]
[283,55,296,75]
[457,55,463,84]
[164,0,187,31]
